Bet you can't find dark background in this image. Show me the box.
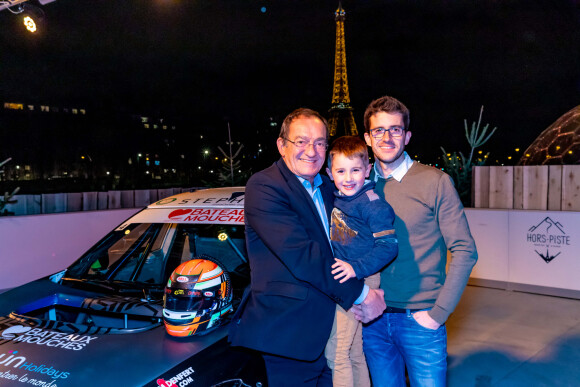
[1,0,579,188]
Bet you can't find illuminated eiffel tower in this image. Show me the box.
[328,2,358,137]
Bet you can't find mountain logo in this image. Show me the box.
[528,217,565,235]
[535,249,561,263]
[526,217,571,264]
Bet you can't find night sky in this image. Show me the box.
[1,0,580,162]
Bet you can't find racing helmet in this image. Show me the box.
[163,256,233,337]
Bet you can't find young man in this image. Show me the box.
[228,108,386,387]
[324,136,398,387]
[359,96,478,386]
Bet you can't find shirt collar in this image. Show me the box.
[372,152,414,182]
[297,173,323,190]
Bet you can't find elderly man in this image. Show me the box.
[229,108,385,386]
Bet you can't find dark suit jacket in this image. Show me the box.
[229,159,364,361]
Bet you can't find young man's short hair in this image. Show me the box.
[327,136,369,169]
[363,96,410,132]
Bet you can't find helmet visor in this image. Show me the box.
[164,291,216,313]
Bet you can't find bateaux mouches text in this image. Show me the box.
[168,209,244,223]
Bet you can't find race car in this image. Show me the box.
[0,187,266,386]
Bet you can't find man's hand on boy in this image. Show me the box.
[331,258,356,283]
[351,288,386,323]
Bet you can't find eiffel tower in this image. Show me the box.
[328,2,358,137]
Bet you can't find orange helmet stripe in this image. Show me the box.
[177,259,218,275]
[220,280,226,298]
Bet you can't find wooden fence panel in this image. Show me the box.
[472,166,490,208]
[66,193,82,212]
[489,167,514,209]
[562,165,580,211]
[4,187,192,215]
[120,190,135,208]
[5,195,28,215]
[472,165,580,211]
[82,192,98,211]
[25,195,41,215]
[97,192,109,210]
[158,188,174,200]
[134,189,150,208]
[149,189,159,204]
[108,191,121,209]
[41,193,67,214]
[513,166,523,210]
[548,165,563,211]
[523,166,548,210]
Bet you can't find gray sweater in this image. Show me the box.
[374,162,477,324]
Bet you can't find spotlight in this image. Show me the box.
[20,4,44,33]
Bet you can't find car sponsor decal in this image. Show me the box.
[176,276,188,283]
[156,366,195,387]
[153,192,244,207]
[1,325,97,351]
[116,222,131,231]
[167,209,244,223]
[142,330,266,387]
[124,208,244,226]
[168,209,192,219]
[155,198,178,205]
[0,350,72,384]
[152,191,244,207]
[1,325,32,340]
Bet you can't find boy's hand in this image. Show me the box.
[331,258,356,283]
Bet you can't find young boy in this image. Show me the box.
[324,136,398,387]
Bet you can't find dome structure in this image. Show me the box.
[518,105,580,165]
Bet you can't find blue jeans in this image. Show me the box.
[362,310,447,387]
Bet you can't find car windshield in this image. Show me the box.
[65,223,247,287]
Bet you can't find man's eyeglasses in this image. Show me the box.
[284,138,328,151]
[369,126,405,139]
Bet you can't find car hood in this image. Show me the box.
[0,279,238,386]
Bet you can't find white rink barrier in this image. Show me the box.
[466,208,580,299]
[0,208,139,291]
[1,207,579,299]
